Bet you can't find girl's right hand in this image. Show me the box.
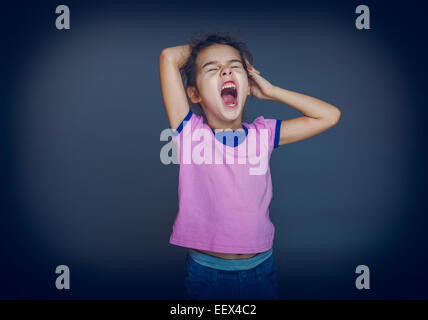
[160,44,191,69]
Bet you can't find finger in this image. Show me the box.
[249,77,257,87]
[249,69,261,78]
[248,64,260,74]
[249,73,261,86]
[245,58,255,70]
[249,71,257,79]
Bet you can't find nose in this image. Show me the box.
[221,67,232,77]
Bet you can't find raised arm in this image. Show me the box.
[246,60,341,146]
[270,87,341,146]
[158,45,191,130]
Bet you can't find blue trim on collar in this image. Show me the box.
[274,119,281,149]
[171,109,193,136]
[211,124,248,147]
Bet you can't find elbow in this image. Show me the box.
[326,108,341,127]
[333,108,341,124]
[159,48,172,64]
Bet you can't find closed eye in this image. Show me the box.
[208,65,240,72]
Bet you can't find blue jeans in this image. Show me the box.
[184,253,280,300]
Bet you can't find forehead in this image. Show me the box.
[196,44,241,68]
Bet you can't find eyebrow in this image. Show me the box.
[201,59,243,69]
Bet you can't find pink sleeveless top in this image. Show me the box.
[169,109,281,254]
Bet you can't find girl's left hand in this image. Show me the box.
[245,59,275,100]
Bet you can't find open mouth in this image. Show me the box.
[220,81,238,108]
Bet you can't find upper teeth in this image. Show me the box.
[222,83,236,90]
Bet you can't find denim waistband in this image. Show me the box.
[188,248,273,271]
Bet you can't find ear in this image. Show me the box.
[187,86,202,104]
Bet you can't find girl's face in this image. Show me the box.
[188,44,250,127]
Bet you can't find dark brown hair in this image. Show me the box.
[181,32,253,88]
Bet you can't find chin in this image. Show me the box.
[220,105,243,121]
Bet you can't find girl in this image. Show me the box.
[159,33,341,300]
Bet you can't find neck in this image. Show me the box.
[205,113,244,131]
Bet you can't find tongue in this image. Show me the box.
[222,94,235,105]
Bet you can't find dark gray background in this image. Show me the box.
[1,0,427,299]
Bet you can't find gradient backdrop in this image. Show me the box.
[1,0,427,299]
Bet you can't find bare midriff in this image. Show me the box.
[196,249,258,260]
